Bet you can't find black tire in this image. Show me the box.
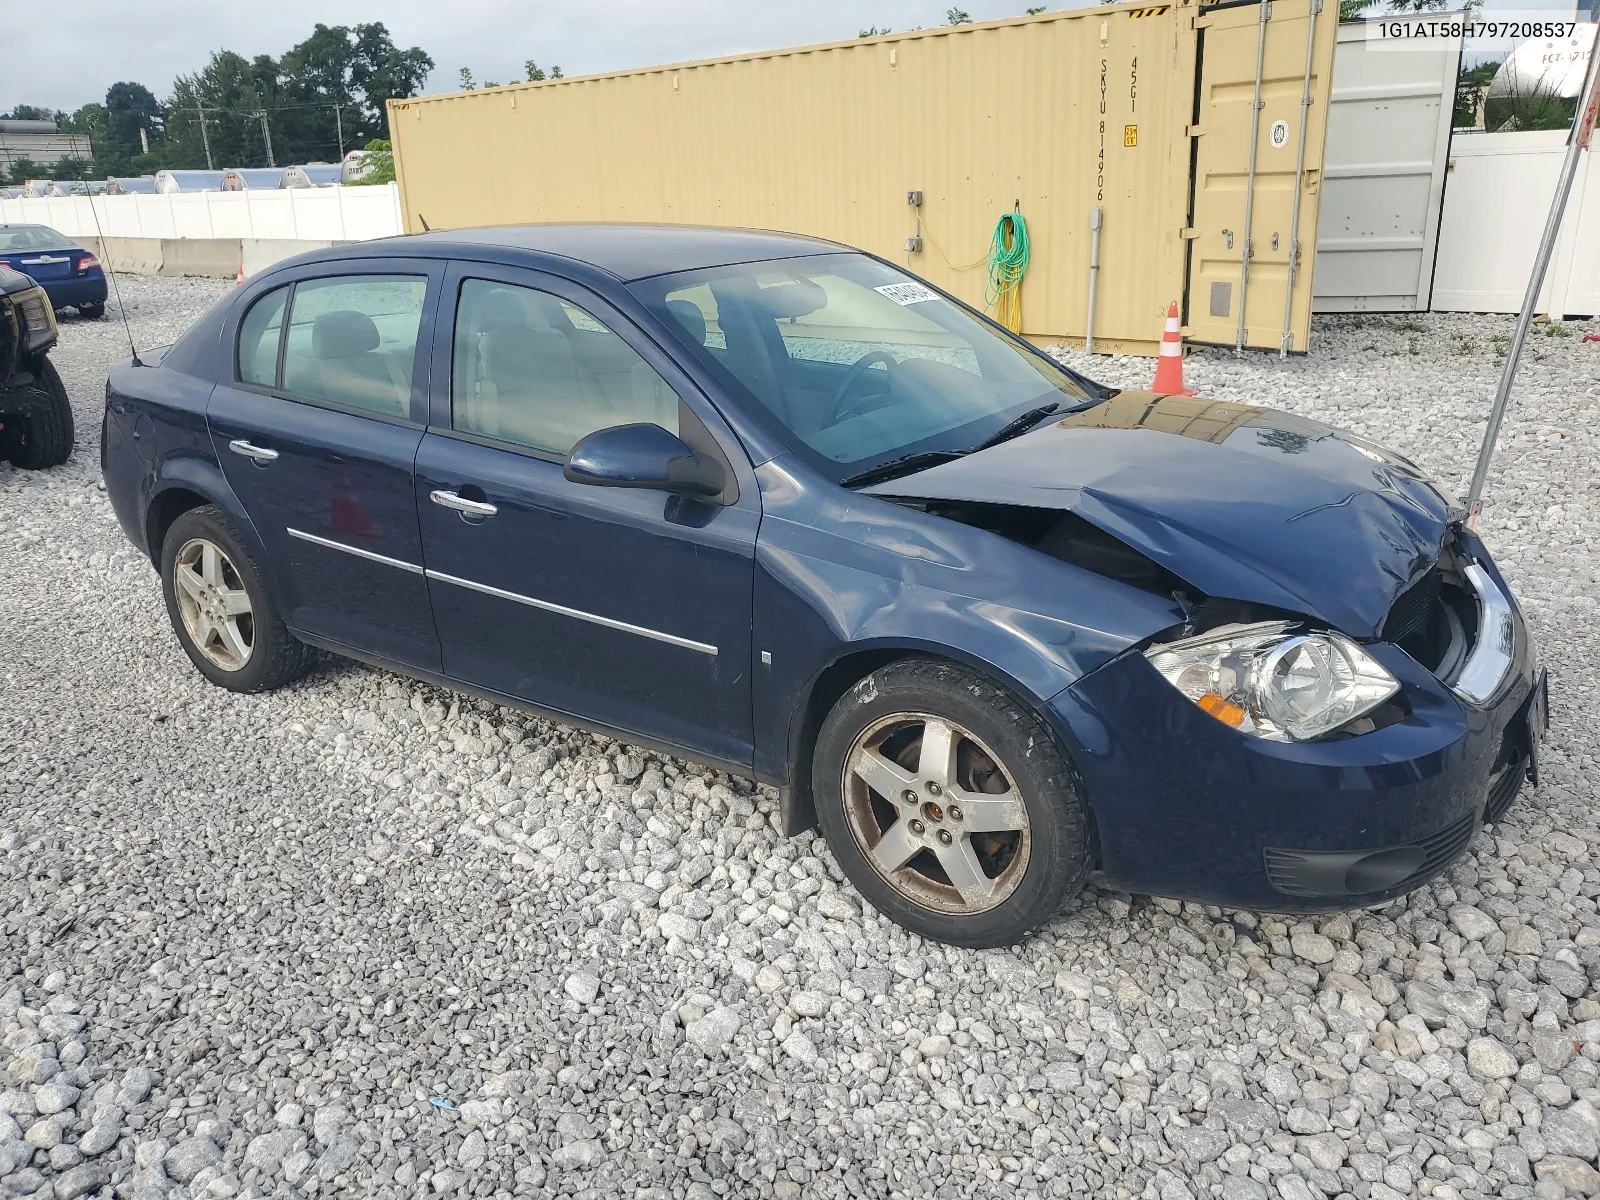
[78,301,106,320]
[812,657,1093,948]
[1,358,74,469]
[159,505,314,693]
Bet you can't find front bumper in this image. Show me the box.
[1048,551,1540,911]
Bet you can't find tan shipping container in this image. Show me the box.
[389,0,1337,355]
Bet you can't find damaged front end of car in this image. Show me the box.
[865,392,1542,909]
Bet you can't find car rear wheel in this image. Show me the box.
[812,657,1093,947]
[160,505,314,693]
[1,358,73,470]
[78,302,106,320]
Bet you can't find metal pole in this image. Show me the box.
[1084,207,1104,355]
[1279,0,1320,359]
[196,104,214,171]
[1235,0,1271,355]
[1464,47,1599,526]
[256,110,276,168]
[334,103,345,159]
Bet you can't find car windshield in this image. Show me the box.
[629,253,1097,484]
[0,226,75,252]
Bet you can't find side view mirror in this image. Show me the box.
[563,423,724,498]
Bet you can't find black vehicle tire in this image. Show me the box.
[160,505,315,693]
[1,358,74,470]
[78,302,106,320]
[812,657,1093,948]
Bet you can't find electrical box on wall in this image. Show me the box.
[905,236,923,253]
[906,190,923,207]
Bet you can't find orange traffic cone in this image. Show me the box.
[1151,302,1194,395]
[234,266,245,286]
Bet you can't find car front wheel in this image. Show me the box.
[812,657,1093,947]
[159,505,314,693]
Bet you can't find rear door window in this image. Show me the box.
[279,275,428,419]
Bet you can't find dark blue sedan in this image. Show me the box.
[0,224,107,318]
[100,226,1545,946]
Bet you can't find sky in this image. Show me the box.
[3,0,1070,114]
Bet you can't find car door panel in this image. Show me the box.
[415,263,760,765]
[207,261,444,671]
[210,391,435,665]
[416,435,756,760]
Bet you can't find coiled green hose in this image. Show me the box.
[986,210,1030,334]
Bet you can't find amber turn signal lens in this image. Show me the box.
[1197,692,1246,727]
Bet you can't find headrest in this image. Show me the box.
[474,287,527,330]
[666,299,708,346]
[312,310,380,359]
[482,325,568,378]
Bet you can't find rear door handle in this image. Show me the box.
[228,439,278,463]
[430,489,498,518]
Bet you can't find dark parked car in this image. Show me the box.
[100,226,1545,946]
[0,223,107,318]
[0,264,73,468]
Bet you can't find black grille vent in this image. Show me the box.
[1264,811,1475,898]
[1384,569,1442,643]
[1485,764,1523,826]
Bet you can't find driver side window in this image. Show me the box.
[451,279,680,457]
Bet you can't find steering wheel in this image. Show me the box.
[828,351,898,424]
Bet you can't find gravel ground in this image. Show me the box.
[2,277,1600,1200]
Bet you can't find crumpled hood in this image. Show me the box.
[867,391,1456,639]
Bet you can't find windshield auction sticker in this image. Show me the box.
[1364,13,1593,52]
[875,282,940,306]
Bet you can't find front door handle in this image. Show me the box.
[430,489,498,518]
[228,439,278,463]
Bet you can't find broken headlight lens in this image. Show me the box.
[1145,621,1400,741]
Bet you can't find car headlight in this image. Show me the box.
[1145,621,1400,741]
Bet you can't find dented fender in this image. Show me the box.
[750,454,1185,792]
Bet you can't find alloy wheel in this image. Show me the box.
[841,712,1030,915]
[172,538,255,672]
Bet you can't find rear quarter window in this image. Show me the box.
[236,286,288,387]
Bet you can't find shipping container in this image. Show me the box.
[389,0,1338,354]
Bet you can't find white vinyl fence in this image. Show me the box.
[0,183,404,244]
[1431,132,1600,317]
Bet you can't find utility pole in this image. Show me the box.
[195,103,214,170]
[253,109,276,168]
[334,103,345,159]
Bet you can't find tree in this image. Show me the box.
[353,24,433,138]
[858,26,892,36]
[6,157,43,185]
[459,67,476,91]
[1,105,62,123]
[524,61,564,82]
[946,8,973,22]
[105,82,164,157]
[1026,6,1046,14]
[48,156,92,181]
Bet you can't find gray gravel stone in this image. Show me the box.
[1467,1036,1520,1079]
[163,1136,220,1183]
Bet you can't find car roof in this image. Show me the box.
[397,223,850,281]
